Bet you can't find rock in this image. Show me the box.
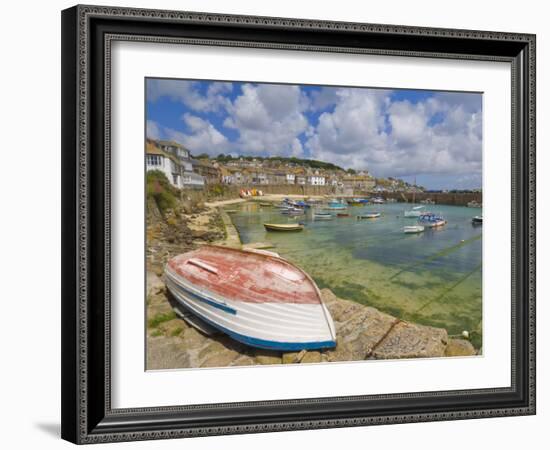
[159,318,187,337]
[371,322,448,359]
[254,350,283,365]
[146,271,165,297]
[445,339,477,357]
[325,341,354,362]
[200,351,240,368]
[301,351,322,364]
[282,352,300,364]
[282,349,307,364]
[182,327,208,349]
[230,355,256,366]
[146,336,190,370]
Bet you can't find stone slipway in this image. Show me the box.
[146,272,476,370]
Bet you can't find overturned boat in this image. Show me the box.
[165,246,337,351]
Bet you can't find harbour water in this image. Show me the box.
[228,201,483,348]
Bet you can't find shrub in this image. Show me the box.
[146,170,179,214]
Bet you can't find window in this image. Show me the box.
[147,155,161,166]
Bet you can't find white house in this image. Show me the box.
[307,175,326,186]
[157,140,190,162]
[146,140,204,189]
[181,171,205,189]
[286,173,296,184]
[146,141,181,186]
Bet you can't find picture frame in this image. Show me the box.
[61,4,536,444]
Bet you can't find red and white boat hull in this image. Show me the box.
[164,246,336,351]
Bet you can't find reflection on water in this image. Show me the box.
[229,202,483,348]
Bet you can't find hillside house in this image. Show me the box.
[146,140,204,189]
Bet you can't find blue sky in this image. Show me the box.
[146,78,482,190]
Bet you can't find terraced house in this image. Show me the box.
[145,139,205,189]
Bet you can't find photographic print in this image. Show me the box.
[145,78,483,370]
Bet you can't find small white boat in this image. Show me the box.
[472,215,483,224]
[165,246,336,351]
[357,212,381,219]
[403,225,425,234]
[287,207,305,216]
[404,205,425,217]
[467,200,482,208]
[313,212,333,220]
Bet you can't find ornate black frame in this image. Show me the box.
[61,4,536,444]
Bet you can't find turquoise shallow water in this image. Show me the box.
[228,201,483,348]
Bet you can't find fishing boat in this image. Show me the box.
[357,212,381,219]
[165,246,336,351]
[281,207,303,215]
[326,200,347,210]
[294,200,311,209]
[419,212,446,228]
[371,197,385,204]
[347,198,365,206]
[403,225,425,234]
[337,213,351,217]
[287,208,305,216]
[313,212,333,220]
[259,202,272,207]
[404,205,425,217]
[472,215,483,224]
[264,223,304,231]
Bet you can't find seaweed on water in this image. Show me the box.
[389,234,482,280]
[413,261,482,314]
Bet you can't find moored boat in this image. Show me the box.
[404,205,425,217]
[326,200,347,210]
[357,212,381,219]
[313,212,333,220]
[467,200,482,208]
[264,223,304,231]
[371,197,385,204]
[472,215,483,224]
[287,207,305,216]
[337,213,351,217]
[165,246,336,351]
[403,225,425,234]
[419,212,446,228]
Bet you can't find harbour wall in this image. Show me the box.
[383,191,482,206]
[181,184,482,207]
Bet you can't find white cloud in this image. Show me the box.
[164,113,230,156]
[306,88,482,180]
[224,84,310,156]
[146,120,161,140]
[147,79,233,113]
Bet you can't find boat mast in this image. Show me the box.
[412,176,416,205]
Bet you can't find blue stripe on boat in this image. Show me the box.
[192,310,336,351]
[168,279,336,351]
[166,277,237,315]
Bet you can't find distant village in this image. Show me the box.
[146,138,466,194]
